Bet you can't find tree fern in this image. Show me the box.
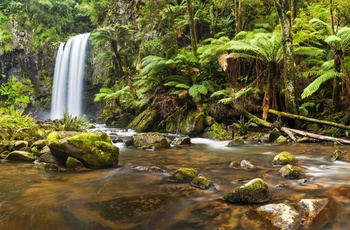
[301,71,343,99]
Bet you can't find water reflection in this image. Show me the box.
[0,135,350,229]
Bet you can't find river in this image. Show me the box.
[0,126,349,229]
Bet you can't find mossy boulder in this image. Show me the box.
[273,151,298,165]
[5,150,35,162]
[221,178,271,204]
[274,135,288,144]
[202,122,231,140]
[66,156,85,170]
[167,168,199,183]
[131,132,170,149]
[166,111,205,135]
[191,175,214,189]
[127,108,159,132]
[278,164,306,179]
[48,132,119,168]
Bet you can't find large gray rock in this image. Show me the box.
[48,132,119,168]
[131,132,170,149]
[257,203,302,230]
[221,178,270,204]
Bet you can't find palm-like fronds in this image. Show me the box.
[301,70,343,99]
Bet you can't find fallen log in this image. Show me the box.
[268,109,350,130]
[243,110,350,144]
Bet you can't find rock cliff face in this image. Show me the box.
[0,21,56,118]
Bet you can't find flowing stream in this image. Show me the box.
[1,127,350,229]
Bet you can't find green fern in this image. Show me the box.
[301,71,343,99]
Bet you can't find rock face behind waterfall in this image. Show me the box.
[48,131,119,169]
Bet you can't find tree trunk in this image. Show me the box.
[234,0,242,34]
[268,109,350,130]
[274,0,299,118]
[186,0,197,54]
[332,50,343,112]
[243,110,350,144]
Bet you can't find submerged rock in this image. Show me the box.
[299,198,330,228]
[278,164,306,179]
[171,136,191,146]
[256,203,302,230]
[133,166,167,173]
[48,132,119,168]
[221,178,270,204]
[330,149,347,162]
[167,168,199,183]
[273,151,298,165]
[191,175,215,189]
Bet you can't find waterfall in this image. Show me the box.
[51,33,90,120]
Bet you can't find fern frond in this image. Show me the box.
[301,71,342,99]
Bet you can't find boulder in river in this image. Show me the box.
[48,131,119,168]
[221,178,270,204]
[131,132,170,149]
[273,151,298,165]
[167,168,199,183]
[5,150,35,162]
[191,175,215,189]
[278,164,306,179]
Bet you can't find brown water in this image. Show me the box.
[1,129,350,229]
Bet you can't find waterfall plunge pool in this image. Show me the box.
[0,129,349,229]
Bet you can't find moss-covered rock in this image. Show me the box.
[274,135,288,144]
[5,150,35,162]
[278,164,306,179]
[131,132,170,149]
[202,122,231,140]
[268,128,281,142]
[191,175,214,189]
[273,151,298,165]
[180,111,205,135]
[127,108,159,132]
[66,156,85,170]
[167,168,199,183]
[48,132,119,168]
[221,178,270,204]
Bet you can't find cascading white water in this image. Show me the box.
[51,33,90,119]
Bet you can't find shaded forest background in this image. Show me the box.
[0,0,350,137]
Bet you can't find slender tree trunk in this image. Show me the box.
[274,0,299,118]
[234,0,242,34]
[186,0,197,54]
[332,50,342,112]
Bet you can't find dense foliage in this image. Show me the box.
[1,0,350,135]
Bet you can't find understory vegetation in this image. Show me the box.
[1,0,350,137]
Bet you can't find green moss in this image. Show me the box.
[191,175,214,189]
[221,178,270,204]
[46,131,60,143]
[273,151,298,165]
[168,168,199,183]
[203,122,231,140]
[68,132,111,148]
[66,156,85,169]
[279,164,306,179]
